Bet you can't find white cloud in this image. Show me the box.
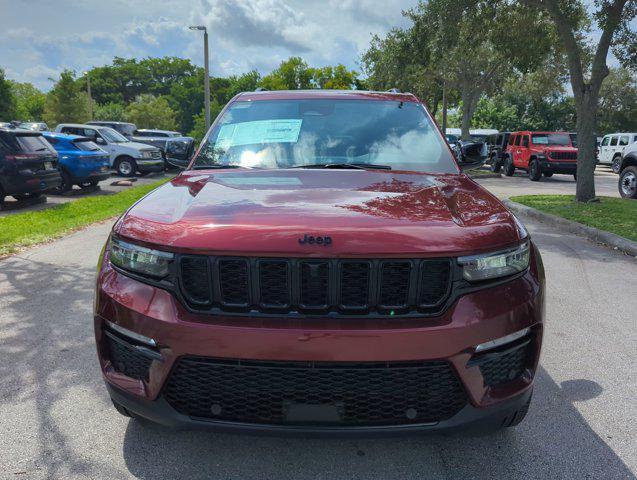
[0,0,416,90]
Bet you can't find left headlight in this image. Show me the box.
[141,150,153,159]
[458,241,530,282]
[109,237,173,278]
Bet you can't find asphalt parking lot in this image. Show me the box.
[0,171,175,218]
[1,188,635,479]
[475,165,620,198]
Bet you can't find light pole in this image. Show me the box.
[189,25,210,130]
[83,71,93,120]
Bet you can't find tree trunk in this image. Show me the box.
[575,88,599,202]
[460,88,478,140]
[441,80,448,133]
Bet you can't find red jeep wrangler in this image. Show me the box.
[503,131,578,181]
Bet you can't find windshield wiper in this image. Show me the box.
[292,162,391,170]
[191,164,241,170]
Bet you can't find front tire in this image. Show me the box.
[528,159,542,181]
[611,155,622,174]
[503,156,515,176]
[618,166,637,199]
[116,156,137,176]
[490,156,501,173]
[13,192,42,201]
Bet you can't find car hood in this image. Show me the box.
[120,141,159,151]
[115,169,523,256]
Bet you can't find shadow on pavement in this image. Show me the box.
[120,367,633,480]
[0,257,122,478]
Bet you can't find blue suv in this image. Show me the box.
[42,132,111,192]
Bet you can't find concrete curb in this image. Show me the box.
[502,199,637,257]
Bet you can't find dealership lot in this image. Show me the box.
[0,172,175,218]
[475,165,620,198]
[0,202,635,479]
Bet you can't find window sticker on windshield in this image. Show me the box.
[216,119,302,148]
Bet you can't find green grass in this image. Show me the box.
[511,195,637,242]
[0,179,169,256]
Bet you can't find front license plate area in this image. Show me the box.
[284,402,343,424]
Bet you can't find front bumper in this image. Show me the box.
[94,244,545,432]
[136,159,164,172]
[541,160,577,174]
[107,381,533,435]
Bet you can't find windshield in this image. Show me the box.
[74,139,101,151]
[532,133,571,146]
[99,127,127,143]
[192,99,457,173]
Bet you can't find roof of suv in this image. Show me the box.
[235,89,420,103]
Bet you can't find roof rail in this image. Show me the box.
[255,87,268,92]
[387,88,401,93]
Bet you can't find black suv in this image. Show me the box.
[0,127,61,204]
[488,132,511,173]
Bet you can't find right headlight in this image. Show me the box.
[458,241,530,282]
[109,237,173,278]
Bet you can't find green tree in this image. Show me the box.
[310,65,359,89]
[43,70,89,126]
[93,102,127,122]
[9,81,46,121]
[124,94,177,130]
[0,69,17,120]
[597,68,637,133]
[525,0,637,202]
[260,57,313,90]
[188,101,223,142]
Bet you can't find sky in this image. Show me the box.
[0,0,415,91]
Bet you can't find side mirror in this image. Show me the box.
[95,137,106,145]
[459,141,488,171]
[165,137,196,169]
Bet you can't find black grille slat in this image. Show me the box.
[259,260,290,308]
[379,261,412,308]
[178,256,453,315]
[339,262,371,309]
[549,151,577,160]
[179,256,212,305]
[218,259,249,306]
[419,260,451,306]
[300,261,329,309]
[163,357,468,426]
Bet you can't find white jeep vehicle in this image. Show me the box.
[598,133,637,173]
[54,124,164,176]
[617,141,637,199]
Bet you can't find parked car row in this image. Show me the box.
[0,119,194,205]
[446,128,636,199]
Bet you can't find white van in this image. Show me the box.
[55,124,164,176]
[598,133,637,173]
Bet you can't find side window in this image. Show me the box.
[610,136,618,146]
[515,135,521,146]
[508,135,515,147]
[601,136,610,146]
[522,135,529,148]
[83,129,97,139]
[619,135,629,146]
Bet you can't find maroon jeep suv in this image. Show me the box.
[94,90,544,434]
